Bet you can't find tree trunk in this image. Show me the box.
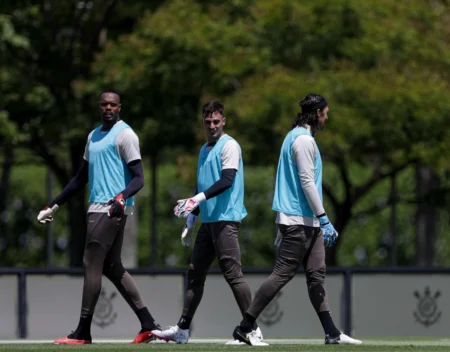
[0,144,14,264]
[0,144,13,212]
[326,199,352,266]
[389,174,398,266]
[149,154,158,267]
[67,191,87,267]
[46,169,55,267]
[415,161,440,266]
[68,143,87,267]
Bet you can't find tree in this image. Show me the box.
[95,0,450,265]
[91,0,219,265]
[1,1,121,266]
[217,0,450,264]
[4,0,447,266]
[0,14,34,265]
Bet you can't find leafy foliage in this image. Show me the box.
[1,0,449,266]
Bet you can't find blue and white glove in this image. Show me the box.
[318,213,339,248]
[174,193,206,218]
[181,213,198,246]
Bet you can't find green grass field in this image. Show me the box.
[2,339,450,352]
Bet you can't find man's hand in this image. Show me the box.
[181,214,198,246]
[37,205,59,224]
[107,193,125,218]
[318,213,339,247]
[174,193,206,218]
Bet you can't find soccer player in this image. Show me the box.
[151,101,264,345]
[36,90,160,344]
[232,93,362,346]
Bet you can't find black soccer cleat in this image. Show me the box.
[325,334,340,344]
[232,325,252,346]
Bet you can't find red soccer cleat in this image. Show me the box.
[130,330,156,344]
[53,336,92,345]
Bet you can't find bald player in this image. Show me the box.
[37,89,160,344]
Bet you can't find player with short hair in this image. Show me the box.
[151,100,265,345]
[232,93,362,346]
[37,90,160,344]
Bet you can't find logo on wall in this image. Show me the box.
[93,287,118,329]
[413,286,441,327]
[259,291,284,327]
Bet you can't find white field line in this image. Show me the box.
[0,338,450,346]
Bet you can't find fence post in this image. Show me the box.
[343,269,352,336]
[17,270,27,338]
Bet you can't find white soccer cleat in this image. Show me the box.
[226,327,264,345]
[247,328,268,346]
[325,333,362,345]
[255,327,263,340]
[151,325,189,344]
[225,339,245,345]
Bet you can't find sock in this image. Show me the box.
[240,312,256,333]
[177,315,192,330]
[136,307,157,331]
[68,314,92,340]
[318,311,340,337]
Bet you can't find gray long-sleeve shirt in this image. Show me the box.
[276,126,324,227]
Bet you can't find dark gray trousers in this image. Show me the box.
[182,221,252,318]
[247,225,329,318]
[81,213,145,315]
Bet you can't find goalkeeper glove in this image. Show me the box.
[181,213,198,246]
[37,205,59,224]
[318,213,339,247]
[174,193,206,218]
[107,193,125,218]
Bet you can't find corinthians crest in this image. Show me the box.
[93,287,118,329]
[413,286,441,327]
[259,291,284,327]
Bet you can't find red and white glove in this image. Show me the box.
[174,193,206,218]
[107,193,125,218]
[181,213,198,246]
[37,205,59,224]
